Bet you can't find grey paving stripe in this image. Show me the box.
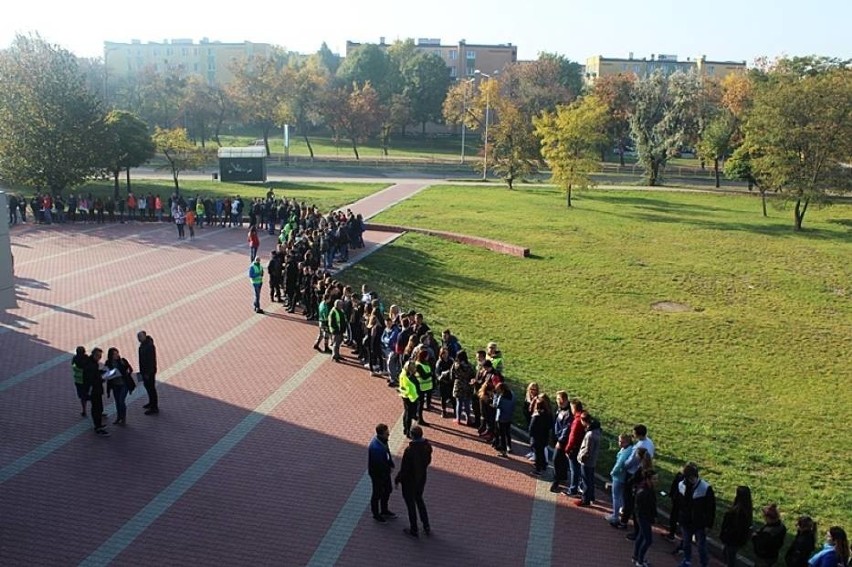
[306,415,406,567]
[0,271,245,392]
[0,234,239,336]
[15,225,171,267]
[524,475,557,567]
[79,352,326,567]
[0,302,284,484]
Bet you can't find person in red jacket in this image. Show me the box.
[564,398,586,496]
[248,225,260,261]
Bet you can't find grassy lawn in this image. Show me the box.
[63,179,390,213]
[342,184,852,529]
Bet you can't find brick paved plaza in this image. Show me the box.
[0,182,721,566]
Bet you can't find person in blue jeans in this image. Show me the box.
[105,347,134,425]
[677,463,716,567]
[632,469,658,567]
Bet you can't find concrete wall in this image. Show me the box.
[0,192,17,309]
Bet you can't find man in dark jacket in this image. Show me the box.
[367,423,397,523]
[83,348,109,436]
[678,462,716,567]
[395,426,432,538]
[137,331,159,415]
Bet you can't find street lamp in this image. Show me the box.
[460,77,475,164]
[474,70,496,180]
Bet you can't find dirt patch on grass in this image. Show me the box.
[651,301,693,312]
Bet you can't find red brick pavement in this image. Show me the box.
[0,183,720,566]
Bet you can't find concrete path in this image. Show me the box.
[0,182,719,566]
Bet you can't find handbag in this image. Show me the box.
[123,372,136,393]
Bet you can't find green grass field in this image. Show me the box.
[341,185,852,529]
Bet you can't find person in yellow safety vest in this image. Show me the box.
[486,341,504,374]
[72,346,89,417]
[195,199,205,227]
[398,366,420,438]
[413,349,433,426]
[248,257,264,314]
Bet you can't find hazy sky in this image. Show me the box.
[2,0,850,64]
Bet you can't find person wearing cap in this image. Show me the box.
[677,462,717,567]
[248,257,264,314]
[751,504,787,567]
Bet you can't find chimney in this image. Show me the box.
[629,51,633,60]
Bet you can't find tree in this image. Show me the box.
[228,50,290,156]
[152,127,205,194]
[489,98,540,189]
[336,44,390,99]
[724,143,769,215]
[0,34,105,194]
[181,75,219,148]
[500,56,576,121]
[320,83,383,160]
[102,110,155,199]
[593,73,636,165]
[537,52,584,101]
[743,66,852,230]
[316,42,341,75]
[277,58,330,159]
[697,112,736,187]
[630,70,701,186]
[535,95,608,206]
[401,51,450,133]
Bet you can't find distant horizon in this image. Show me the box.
[2,0,850,66]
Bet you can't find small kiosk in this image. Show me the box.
[217,147,267,182]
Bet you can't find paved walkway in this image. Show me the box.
[0,182,719,566]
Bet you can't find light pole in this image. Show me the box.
[460,77,475,164]
[474,70,495,180]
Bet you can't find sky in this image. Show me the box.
[1,0,850,64]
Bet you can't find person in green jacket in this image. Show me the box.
[313,294,332,353]
[248,257,264,314]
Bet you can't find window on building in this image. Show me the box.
[182,48,188,57]
[166,48,172,56]
[208,60,216,71]
[466,67,475,76]
[466,50,475,59]
[450,50,457,60]
[450,67,457,77]
[194,63,199,72]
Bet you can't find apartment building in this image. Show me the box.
[345,37,518,79]
[584,53,747,84]
[103,38,275,89]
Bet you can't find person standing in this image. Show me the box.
[248,257,264,314]
[267,251,283,303]
[632,469,658,567]
[105,347,134,426]
[752,504,787,567]
[808,527,849,567]
[550,391,572,493]
[528,394,553,476]
[576,412,601,506]
[368,423,397,523]
[677,462,716,567]
[248,225,260,261]
[395,425,432,538]
[328,299,345,362]
[72,346,90,417]
[137,331,159,415]
[720,486,754,567]
[785,516,817,567]
[608,433,633,527]
[83,347,109,436]
[174,206,186,239]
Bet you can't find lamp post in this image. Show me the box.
[460,77,475,164]
[474,70,495,180]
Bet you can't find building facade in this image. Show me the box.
[584,53,747,84]
[345,38,518,79]
[104,38,275,89]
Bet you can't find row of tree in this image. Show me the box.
[529,57,851,229]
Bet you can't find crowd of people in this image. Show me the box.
[71,330,159,437]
